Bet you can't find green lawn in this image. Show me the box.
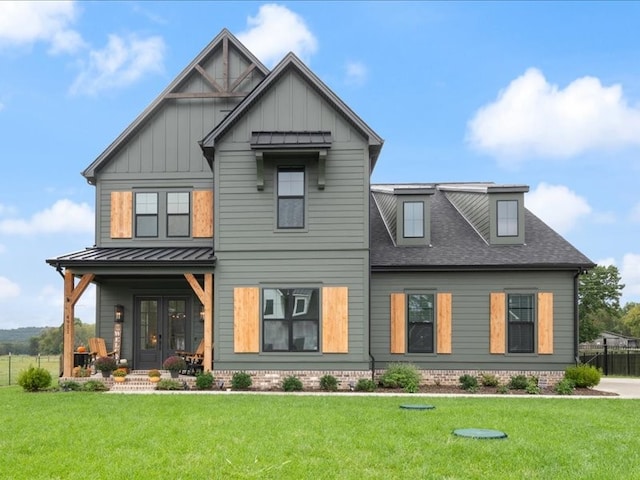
[0,387,638,479]
[0,355,60,386]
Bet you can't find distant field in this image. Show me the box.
[0,355,60,386]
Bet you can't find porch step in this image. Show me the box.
[61,370,197,391]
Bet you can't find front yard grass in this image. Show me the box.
[0,386,638,479]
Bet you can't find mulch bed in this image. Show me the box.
[357,385,617,396]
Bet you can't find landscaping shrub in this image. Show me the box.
[380,362,421,390]
[17,366,52,392]
[480,372,499,387]
[497,384,509,394]
[195,371,215,390]
[59,380,82,391]
[525,378,541,395]
[156,379,184,391]
[282,375,303,392]
[459,374,479,392]
[231,371,252,390]
[564,364,602,388]
[554,378,576,395]
[319,374,338,392]
[82,380,109,392]
[355,378,376,392]
[508,374,529,390]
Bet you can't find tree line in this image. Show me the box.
[579,265,640,343]
[0,319,94,355]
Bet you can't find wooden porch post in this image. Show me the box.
[185,273,214,371]
[62,270,95,377]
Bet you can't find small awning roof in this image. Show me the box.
[46,247,215,269]
[250,131,332,150]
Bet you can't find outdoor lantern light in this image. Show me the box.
[199,305,205,322]
[115,304,124,323]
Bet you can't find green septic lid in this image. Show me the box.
[399,404,435,410]
[453,428,508,439]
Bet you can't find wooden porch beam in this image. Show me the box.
[184,273,214,372]
[63,271,95,377]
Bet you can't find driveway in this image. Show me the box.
[596,377,640,398]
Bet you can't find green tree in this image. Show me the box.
[32,319,95,354]
[621,303,640,338]
[578,265,624,343]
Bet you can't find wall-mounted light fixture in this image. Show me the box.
[199,304,205,322]
[115,304,125,323]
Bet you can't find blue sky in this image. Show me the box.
[0,1,639,329]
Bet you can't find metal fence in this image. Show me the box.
[579,344,640,376]
[0,354,61,387]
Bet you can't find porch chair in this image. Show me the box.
[88,337,116,362]
[177,339,205,375]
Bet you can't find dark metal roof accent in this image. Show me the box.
[250,131,332,149]
[46,247,215,267]
[370,186,594,270]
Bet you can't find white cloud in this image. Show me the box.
[70,34,165,95]
[0,199,94,234]
[622,253,640,299]
[0,1,85,54]
[345,61,368,86]
[467,68,640,162]
[630,203,640,223]
[237,4,317,67]
[526,183,592,234]
[0,277,21,300]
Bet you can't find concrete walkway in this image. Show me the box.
[595,377,640,399]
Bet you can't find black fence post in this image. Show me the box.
[8,352,11,386]
[603,338,608,376]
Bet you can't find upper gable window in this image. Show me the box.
[403,202,424,238]
[497,200,518,237]
[167,192,190,237]
[135,193,158,237]
[277,167,305,229]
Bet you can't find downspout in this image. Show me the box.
[368,191,375,383]
[574,268,582,365]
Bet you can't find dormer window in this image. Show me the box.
[497,200,518,237]
[403,201,424,238]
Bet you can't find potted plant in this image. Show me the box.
[148,369,162,383]
[113,368,127,383]
[94,356,117,377]
[163,355,186,378]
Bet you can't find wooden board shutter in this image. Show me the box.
[537,292,554,354]
[192,190,213,238]
[436,293,452,354]
[390,293,406,354]
[490,292,506,354]
[110,191,132,238]
[322,287,348,353]
[233,287,259,353]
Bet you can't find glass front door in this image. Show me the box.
[136,297,189,369]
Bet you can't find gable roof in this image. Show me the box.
[82,29,269,184]
[200,52,384,169]
[371,184,594,270]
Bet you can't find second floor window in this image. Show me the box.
[497,200,518,237]
[167,192,190,237]
[403,201,424,238]
[135,193,158,237]
[278,167,305,229]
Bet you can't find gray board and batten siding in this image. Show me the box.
[370,270,577,371]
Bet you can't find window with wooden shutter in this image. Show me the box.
[390,293,406,354]
[233,287,260,353]
[436,293,452,354]
[537,292,554,354]
[192,190,213,238]
[110,191,132,238]
[490,292,506,354]
[322,287,348,353]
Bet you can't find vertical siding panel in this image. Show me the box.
[110,191,132,238]
[437,292,452,354]
[390,293,406,354]
[490,292,506,354]
[192,190,214,238]
[322,287,349,353]
[538,292,554,354]
[233,287,260,353]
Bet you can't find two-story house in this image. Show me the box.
[47,29,593,387]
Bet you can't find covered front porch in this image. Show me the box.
[46,247,215,377]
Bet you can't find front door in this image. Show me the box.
[136,296,190,369]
